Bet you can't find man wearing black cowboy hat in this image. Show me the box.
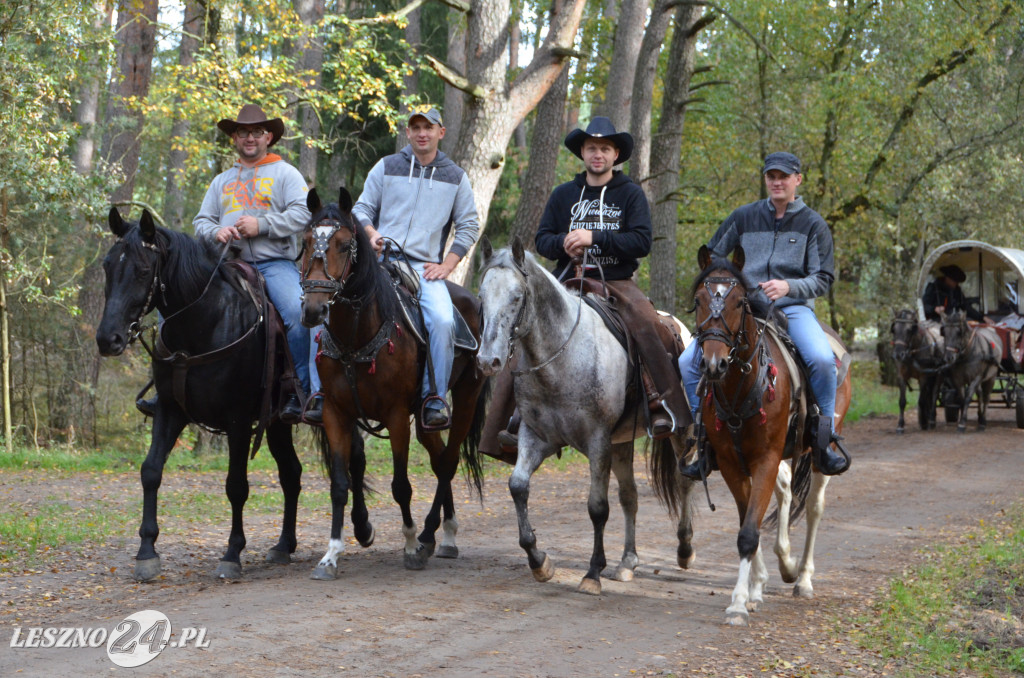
[191,103,323,423]
[480,117,691,459]
[922,264,984,322]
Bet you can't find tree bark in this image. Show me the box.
[508,63,569,248]
[165,0,207,229]
[0,188,10,452]
[647,3,704,314]
[597,0,647,131]
[509,19,526,149]
[396,7,422,153]
[434,0,588,284]
[628,0,674,200]
[441,9,466,154]
[72,1,113,176]
[296,0,325,181]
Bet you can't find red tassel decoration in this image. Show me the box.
[388,339,394,354]
[768,363,778,377]
[368,359,376,375]
[315,330,322,344]
[715,417,724,432]
[759,408,767,424]
[767,384,776,402]
[395,323,402,338]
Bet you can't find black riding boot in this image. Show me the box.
[677,435,717,480]
[812,416,851,476]
[280,393,304,423]
[135,379,158,417]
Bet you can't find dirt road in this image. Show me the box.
[2,408,1022,677]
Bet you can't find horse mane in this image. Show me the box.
[120,221,218,299]
[309,201,402,323]
[691,255,773,318]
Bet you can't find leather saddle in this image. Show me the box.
[562,278,630,352]
[383,261,478,353]
[761,319,852,459]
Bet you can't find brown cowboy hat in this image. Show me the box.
[217,104,285,147]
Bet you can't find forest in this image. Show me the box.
[2,0,1023,448]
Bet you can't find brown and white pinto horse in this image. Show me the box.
[691,245,852,626]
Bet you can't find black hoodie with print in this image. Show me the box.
[534,170,652,280]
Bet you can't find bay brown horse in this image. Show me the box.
[300,187,488,578]
[692,245,852,625]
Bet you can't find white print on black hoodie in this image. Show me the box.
[534,170,653,281]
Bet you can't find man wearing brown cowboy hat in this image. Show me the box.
[922,264,985,322]
[191,103,322,423]
[480,117,692,460]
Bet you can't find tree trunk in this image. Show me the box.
[508,63,569,248]
[509,20,526,149]
[396,7,422,153]
[647,3,703,314]
[628,0,674,200]
[0,188,10,452]
[296,0,325,180]
[441,9,467,154]
[438,0,588,284]
[72,1,112,175]
[597,0,647,131]
[165,0,206,229]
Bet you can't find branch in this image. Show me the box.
[667,1,778,62]
[111,201,168,228]
[354,0,469,25]
[551,46,588,60]
[423,54,487,99]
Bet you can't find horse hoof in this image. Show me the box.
[613,566,634,582]
[677,550,696,570]
[133,557,162,582]
[215,560,242,579]
[793,584,814,599]
[436,544,459,559]
[356,525,375,548]
[896,427,905,435]
[422,541,436,557]
[726,611,750,626]
[978,424,987,432]
[746,600,761,612]
[531,554,555,582]
[311,563,337,580]
[265,548,291,564]
[404,546,430,570]
[577,577,602,595]
[957,426,967,434]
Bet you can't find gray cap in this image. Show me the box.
[762,151,801,175]
[407,106,443,127]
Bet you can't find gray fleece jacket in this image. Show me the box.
[351,145,478,263]
[708,197,834,308]
[193,153,310,262]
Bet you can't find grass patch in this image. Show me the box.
[0,501,132,568]
[846,360,911,423]
[853,505,1024,676]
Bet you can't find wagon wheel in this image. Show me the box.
[944,405,960,424]
[1015,387,1024,428]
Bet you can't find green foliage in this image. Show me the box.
[854,505,1024,675]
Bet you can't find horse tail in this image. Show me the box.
[648,436,683,517]
[762,452,813,529]
[460,375,491,500]
[315,426,375,495]
[315,426,333,478]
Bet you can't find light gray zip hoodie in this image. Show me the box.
[193,154,310,262]
[351,145,478,263]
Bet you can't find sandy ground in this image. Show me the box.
[1,406,1023,677]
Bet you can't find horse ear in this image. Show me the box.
[480,236,493,262]
[731,245,745,271]
[108,207,128,237]
[139,209,157,240]
[697,244,711,270]
[511,235,525,267]
[338,186,353,213]
[307,187,322,215]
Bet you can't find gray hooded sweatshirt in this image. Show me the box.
[351,145,478,263]
[193,153,310,262]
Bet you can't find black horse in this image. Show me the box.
[95,207,359,581]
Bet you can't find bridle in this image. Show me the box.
[694,276,757,371]
[117,237,166,345]
[300,218,358,303]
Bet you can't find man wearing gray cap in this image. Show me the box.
[678,151,850,477]
[352,105,479,429]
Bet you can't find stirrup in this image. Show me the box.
[420,394,451,431]
[647,402,679,440]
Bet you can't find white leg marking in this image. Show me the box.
[773,460,798,582]
[440,518,458,549]
[727,556,753,621]
[403,523,418,555]
[795,472,830,598]
[318,535,346,568]
[749,545,769,611]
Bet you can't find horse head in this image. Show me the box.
[96,207,163,356]
[890,308,919,363]
[941,308,969,361]
[300,186,359,327]
[692,244,757,382]
[476,235,531,376]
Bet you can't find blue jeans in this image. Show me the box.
[257,259,321,396]
[679,304,836,422]
[408,261,455,406]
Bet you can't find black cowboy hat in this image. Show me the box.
[564,117,633,165]
[939,265,967,283]
[217,104,285,147]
